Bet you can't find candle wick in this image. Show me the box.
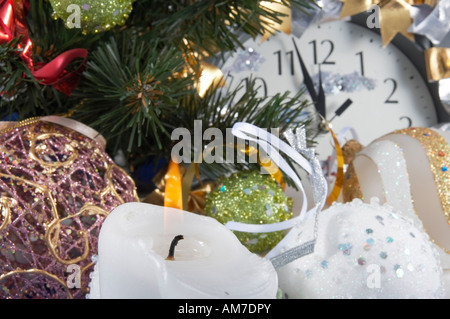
[166,235,184,260]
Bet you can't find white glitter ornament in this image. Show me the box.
[342,127,450,268]
[276,198,444,299]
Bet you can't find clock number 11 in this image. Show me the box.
[274,50,294,76]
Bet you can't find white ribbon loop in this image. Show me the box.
[225,122,327,235]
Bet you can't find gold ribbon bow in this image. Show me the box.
[260,0,292,43]
[340,0,429,47]
[179,39,225,98]
[425,47,450,81]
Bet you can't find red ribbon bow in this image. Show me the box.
[0,0,88,96]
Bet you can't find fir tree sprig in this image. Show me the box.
[129,0,317,59]
[1,0,317,185]
[176,76,313,183]
[71,30,195,155]
[0,37,65,119]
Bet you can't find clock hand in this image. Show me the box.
[317,98,353,134]
[291,38,319,112]
[329,98,353,123]
[316,64,326,120]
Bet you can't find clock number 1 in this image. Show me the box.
[356,51,364,76]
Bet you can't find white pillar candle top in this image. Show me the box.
[90,202,278,299]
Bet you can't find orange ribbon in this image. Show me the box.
[325,126,345,206]
[163,160,183,210]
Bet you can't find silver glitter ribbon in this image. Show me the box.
[409,0,450,45]
[270,240,316,269]
[230,123,327,268]
[283,129,327,211]
[266,128,328,268]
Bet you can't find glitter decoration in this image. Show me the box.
[363,238,374,251]
[339,243,353,256]
[223,47,265,74]
[204,170,293,254]
[0,119,138,298]
[391,128,450,241]
[376,215,384,225]
[275,198,444,299]
[310,71,376,96]
[49,0,135,34]
[394,264,404,278]
[305,269,312,279]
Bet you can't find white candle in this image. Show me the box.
[88,202,278,299]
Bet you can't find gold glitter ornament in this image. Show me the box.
[204,170,293,254]
[49,0,135,34]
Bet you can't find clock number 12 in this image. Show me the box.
[309,40,335,65]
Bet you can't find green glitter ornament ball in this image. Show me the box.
[50,0,135,34]
[205,170,293,254]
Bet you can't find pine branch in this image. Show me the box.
[0,37,70,118]
[175,76,313,184]
[0,0,97,119]
[1,0,318,185]
[71,30,195,156]
[28,0,107,57]
[129,0,318,59]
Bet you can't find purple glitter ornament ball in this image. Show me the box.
[0,119,138,299]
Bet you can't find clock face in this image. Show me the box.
[219,19,438,161]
